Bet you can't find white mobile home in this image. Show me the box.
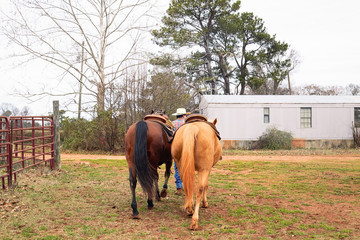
[199,95,360,149]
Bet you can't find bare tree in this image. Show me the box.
[346,84,360,96]
[286,49,301,95]
[1,0,154,115]
[106,60,149,129]
[0,103,20,116]
[20,106,31,116]
[0,103,33,116]
[294,84,344,95]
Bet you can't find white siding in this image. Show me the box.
[200,95,360,141]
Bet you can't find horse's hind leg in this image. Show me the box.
[160,159,172,198]
[129,169,140,219]
[146,170,156,209]
[147,198,154,209]
[154,171,161,202]
[184,190,194,217]
[202,178,209,208]
[190,170,210,230]
[147,174,157,209]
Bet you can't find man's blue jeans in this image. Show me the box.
[174,161,183,189]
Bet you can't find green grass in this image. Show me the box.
[84,159,128,169]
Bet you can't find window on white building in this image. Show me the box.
[355,108,360,127]
[300,107,312,128]
[264,107,270,123]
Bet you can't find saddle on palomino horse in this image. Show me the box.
[144,114,174,142]
[184,114,221,140]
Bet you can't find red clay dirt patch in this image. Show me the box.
[62,153,125,161]
[222,155,360,162]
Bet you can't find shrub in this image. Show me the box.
[352,122,360,148]
[257,127,293,150]
[60,111,126,152]
[61,118,100,151]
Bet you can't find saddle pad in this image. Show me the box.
[184,114,221,140]
[185,114,208,123]
[144,114,167,124]
[151,121,174,143]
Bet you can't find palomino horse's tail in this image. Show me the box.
[134,121,154,199]
[180,124,199,209]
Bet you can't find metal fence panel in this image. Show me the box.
[0,116,54,189]
[0,117,11,189]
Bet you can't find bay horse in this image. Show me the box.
[171,116,222,230]
[125,112,173,218]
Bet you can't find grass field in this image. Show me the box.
[1,150,359,239]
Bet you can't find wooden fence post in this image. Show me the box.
[53,101,61,170]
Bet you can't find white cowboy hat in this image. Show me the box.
[172,108,187,116]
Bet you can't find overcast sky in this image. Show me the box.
[1,0,360,116]
[241,0,360,87]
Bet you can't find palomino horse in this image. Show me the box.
[171,116,222,230]
[125,112,173,218]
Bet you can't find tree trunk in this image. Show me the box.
[239,66,247,95]
[273,81,279,95]
[78,41,85,119]
[97,82,105,113]
[240,81,246,95]
[218,53,230,94]
[287,72,292,95]
[97,0,106,114]
[204,37,216,94]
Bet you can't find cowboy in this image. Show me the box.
[172,108,187,195]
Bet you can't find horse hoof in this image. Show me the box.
[160,189,167,198]
[147,199,154,208]
[186,208,194,216]
[132,215,140,219]
[190,221,198,230]
[202,202,209,208]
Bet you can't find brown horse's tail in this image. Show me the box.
[134,121,154,199]
[180,124,199,209]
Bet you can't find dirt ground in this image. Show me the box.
[61,153,360,162]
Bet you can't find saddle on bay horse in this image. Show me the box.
[144,113,174,142]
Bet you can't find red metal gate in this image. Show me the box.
[0,117,11,189]
[0,116,54,189]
